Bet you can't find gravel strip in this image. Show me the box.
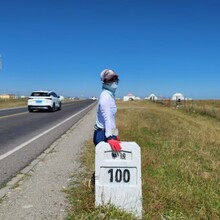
[0,107,96,220]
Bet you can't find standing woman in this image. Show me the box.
[93,69,121,152]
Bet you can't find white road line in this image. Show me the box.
[0,112,28,119]
[0,103,95,161]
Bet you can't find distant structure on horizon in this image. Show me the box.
[0,94,16,99]
[144,92,189,102]
[123,93,141,101]
[171,93,185,101]
[144,93,158,101]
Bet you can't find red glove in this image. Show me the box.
[107,139,121,152]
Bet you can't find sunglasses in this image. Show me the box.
[104,76,119,84]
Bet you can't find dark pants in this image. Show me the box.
[92,129,107,184]
[93,129,106,146]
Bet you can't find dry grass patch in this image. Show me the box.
[67,100,220,219]
[117,101,220,219]
[0,98,27,109]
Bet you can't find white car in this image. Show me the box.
[28,90,62,112]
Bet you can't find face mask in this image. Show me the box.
[103,82,118,94]
[110,82,118,89]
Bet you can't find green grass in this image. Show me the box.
[66,100,220,220]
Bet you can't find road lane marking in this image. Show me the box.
[0,102,95,161]
[0,112,28,119]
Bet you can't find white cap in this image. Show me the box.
[100,69,118,82]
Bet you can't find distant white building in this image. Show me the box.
[171,93,185,101]
[145,93,158,101]
[0,94,16,99]
[123,93,136,101]
[135,96,141,100]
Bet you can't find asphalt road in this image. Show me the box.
[0,99,96,187]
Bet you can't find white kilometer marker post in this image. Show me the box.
[95,142,142,219]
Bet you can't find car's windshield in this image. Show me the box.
[31,92,50,97]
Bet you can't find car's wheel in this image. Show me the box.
[58,102,61,111]
[50,103,56,112]
[28,107,33,112]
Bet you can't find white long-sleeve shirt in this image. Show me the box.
[96,89,117,138]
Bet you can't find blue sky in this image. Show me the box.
[0,0,220,99]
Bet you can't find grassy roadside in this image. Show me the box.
[0,98,28,109]
[66,100,220,219]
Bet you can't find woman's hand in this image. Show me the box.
[107,138,121,152]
